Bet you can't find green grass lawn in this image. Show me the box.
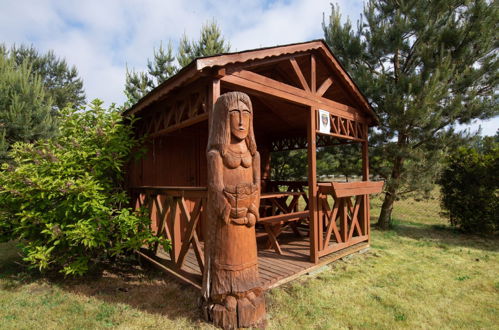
[1,195,498,329]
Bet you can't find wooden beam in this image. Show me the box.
[323,198,340,248]
[225,53,310,75]
[316,77,333,97]
[362,139,371,241]
[176,198,203,269]
[198,42,323,69]
[317,235,369,257]
[169,199,181,263]
[308,107,319,263]
[147,113,208,139]
[310,54,316,93]
[341,199,348,243]
[315,130,366,142]
[221,70,369,123]
[289,58,310,92]
[317,46,377,122]
[135,250,202,290]
[212,78,221,105]
[214,68,226,78]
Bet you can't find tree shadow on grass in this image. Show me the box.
[0,242,207,325]
[373,220,499,252]
[0,241,42,290]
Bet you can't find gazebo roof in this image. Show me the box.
[125,40,377,124]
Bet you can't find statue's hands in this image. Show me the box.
[231,217,247,225]
[247,204,259,227]
[246,213,256,227]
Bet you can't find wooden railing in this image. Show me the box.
[130,181,383,266]
[316,181,383,257]
[130,186,207,273]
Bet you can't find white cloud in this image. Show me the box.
[0,0,496,135]
[1,0,360,105]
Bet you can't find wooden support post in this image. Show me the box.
[311,54,316,93]
[362,138,371,240]
[212,79,220,103]
[317,193,323,251]
[341,199,348,243]
[170,198,181,262]
[308,107,319,263]
[209,78,221,118]
[203,78,221,254]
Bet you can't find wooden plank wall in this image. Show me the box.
[128,127,209,234]
[128,131,208,187]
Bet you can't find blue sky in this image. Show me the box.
[0,0,496,135]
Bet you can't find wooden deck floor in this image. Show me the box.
[139,229,369,290]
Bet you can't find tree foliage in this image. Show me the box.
[271,150,307,181]
[319,144,362,181]
[0,54,56,162]
[439,133,498,233]
[0,100,167,275]
[270,144,362,181]
[2,44,85,111]
[124,20,230,107]
[323,0,499,229]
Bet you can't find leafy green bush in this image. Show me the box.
[0,100,167,275]
[439,140,498,234]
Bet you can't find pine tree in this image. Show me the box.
[192,20,231,58]
[147,41,176,85]
[4,44,85,111]
[320,144,362,181]
[0,55,56,161]
[125,20,230,107]
[177,20,231,67]
[177,33,195,68]
[323,0,499,229]
[124,67,154,107]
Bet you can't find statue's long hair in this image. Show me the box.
[207,91,257,156]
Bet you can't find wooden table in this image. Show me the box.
[258,191,309,254]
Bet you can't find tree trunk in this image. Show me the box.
[377,185,396,230]
[377,153,404,230]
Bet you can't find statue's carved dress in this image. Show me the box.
[203,92,266,328]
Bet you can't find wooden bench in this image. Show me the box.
[259,191,309,255]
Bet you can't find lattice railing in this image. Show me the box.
[131,186,207,272]
[137,84,209,138]
[317,181,383,257]
[316,111,368,142]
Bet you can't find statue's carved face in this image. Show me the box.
[229,100,251,141]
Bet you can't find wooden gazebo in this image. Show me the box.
[125,40,382,291]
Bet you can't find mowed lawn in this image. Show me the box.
[1,195,498,329]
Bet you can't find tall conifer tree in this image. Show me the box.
[147,41,176,85]
[323,0,498,229]
[0,55,56,161]
[124,20,230,107]
[4,44,85,111]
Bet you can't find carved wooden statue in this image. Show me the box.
[202,92,266,328]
